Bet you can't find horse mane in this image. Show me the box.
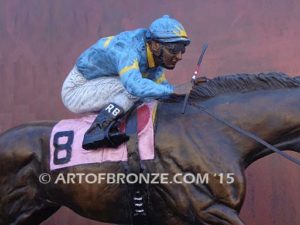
[189,72,300,101]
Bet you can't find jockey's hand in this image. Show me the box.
[194,76,208,85]
[173,77,208,95]
[173,82,193,96]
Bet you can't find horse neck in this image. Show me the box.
[201,88,300,167]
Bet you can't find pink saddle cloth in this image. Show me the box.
[49,102,157,170]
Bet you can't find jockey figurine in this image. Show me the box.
[61,15,191,150]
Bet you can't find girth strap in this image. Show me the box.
[125,105,149,225]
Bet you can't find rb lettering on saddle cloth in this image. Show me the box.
[49,102,157,170]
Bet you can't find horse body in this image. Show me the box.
[1,73,300,225]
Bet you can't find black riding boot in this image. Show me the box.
[82,103,129,150]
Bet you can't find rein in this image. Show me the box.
[186,101,300,166]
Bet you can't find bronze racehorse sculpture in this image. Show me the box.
[0,72,299,225]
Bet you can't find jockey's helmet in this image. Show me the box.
[147,15,191,45]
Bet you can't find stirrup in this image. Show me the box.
[105,122,129,148]
[82,120,129,150]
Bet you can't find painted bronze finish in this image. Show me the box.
[0,73,300,225]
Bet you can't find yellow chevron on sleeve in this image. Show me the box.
[119,59,139,75]
[156,73,167,84]
[103,36,114,48]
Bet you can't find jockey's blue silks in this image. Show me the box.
[76,29,173,98]
[75,15,190,99]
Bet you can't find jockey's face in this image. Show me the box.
[150,41,186,69]
[161,42,185,69]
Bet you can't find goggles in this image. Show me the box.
[160,42,186,55]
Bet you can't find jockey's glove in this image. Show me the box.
[194,76,208,85]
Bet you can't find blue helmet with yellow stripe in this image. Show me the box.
[147,15,191,45]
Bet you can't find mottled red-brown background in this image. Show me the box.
[0,0,300,224]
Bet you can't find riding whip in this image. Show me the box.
[182,43,208,114]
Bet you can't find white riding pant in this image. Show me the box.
[61,66,138,114]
